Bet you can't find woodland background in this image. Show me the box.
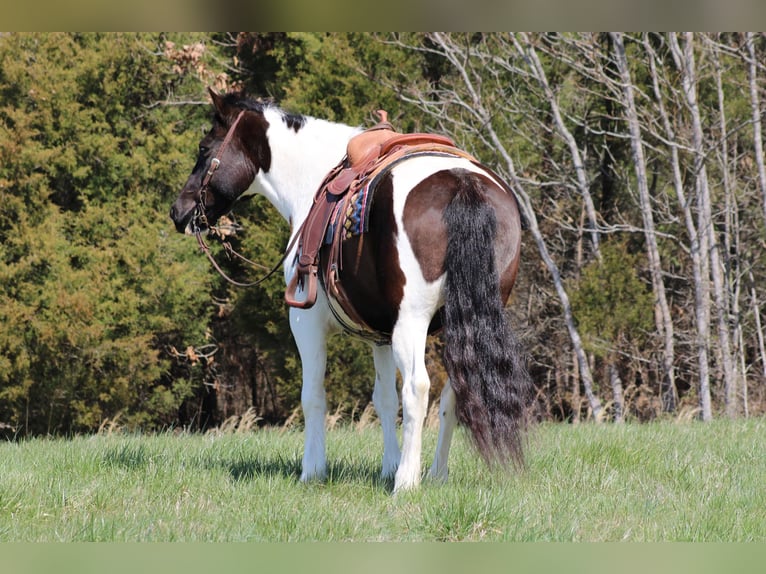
[2,32,766,436]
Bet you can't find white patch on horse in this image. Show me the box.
[374,156,472,490]
[245,107,361,225]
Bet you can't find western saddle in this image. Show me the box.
[284,111,477,340]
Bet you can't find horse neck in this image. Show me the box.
[252,108,361,227]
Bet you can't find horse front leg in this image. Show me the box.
[289,306,329,482]
[371,344,401,479]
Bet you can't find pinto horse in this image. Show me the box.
[170,90,532,492]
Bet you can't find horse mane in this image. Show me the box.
[216,91,306,132]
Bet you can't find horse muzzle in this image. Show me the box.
[170,200,206,235]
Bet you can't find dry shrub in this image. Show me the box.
[97,413,124,436]
[355,403,378,431]
[279,407,303,434]
[210,407,262,435]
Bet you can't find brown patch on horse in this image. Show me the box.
[403,168,522,303]
[239,111,273,174]
[322,173,405,335]
[401,171,454,283]
[491,184,523,303]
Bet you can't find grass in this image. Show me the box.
[1,418,764,541]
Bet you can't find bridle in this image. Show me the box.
[193,108,299,288]
[195,108,246,223]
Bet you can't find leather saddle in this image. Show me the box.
[284,111,473,339]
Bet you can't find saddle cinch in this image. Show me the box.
[284,111,476,338]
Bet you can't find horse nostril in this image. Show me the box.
[169,205,177,221]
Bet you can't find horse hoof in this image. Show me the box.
[381,461,399,480]
[428,466,449,483]
[300,467,327,483]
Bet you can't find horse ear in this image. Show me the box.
[208,87,226,115]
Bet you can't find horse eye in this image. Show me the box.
[199,145,209,155]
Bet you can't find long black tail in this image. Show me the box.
[442,174,532,468]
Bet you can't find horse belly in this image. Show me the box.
[323,173,405,337]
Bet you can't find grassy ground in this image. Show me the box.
[1,418,764,541]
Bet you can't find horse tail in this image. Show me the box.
[441,173,532,468]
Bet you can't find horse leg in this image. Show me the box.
[391,316,431,492]
[289,306,329,482]
[371,344,401,479]
[428,378,457,482]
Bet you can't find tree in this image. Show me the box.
[569,241,654,421]
[4,33,766,434]
[385,32,766,421]
[0,33,216,434]
[609,32,677,413]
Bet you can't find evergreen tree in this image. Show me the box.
[0,33,215,434]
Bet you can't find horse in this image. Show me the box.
[170,89,532,493]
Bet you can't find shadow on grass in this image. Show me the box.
[101,443,149,470]
[97,438,395,492]
[223,455,394,492]
[226,455,301,482]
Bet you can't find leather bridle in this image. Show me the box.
[192,108,299,288]
[196,108,247,216]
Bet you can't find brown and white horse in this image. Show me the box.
[170,90,532,492]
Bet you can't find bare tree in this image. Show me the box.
[745,32,766,225]
[380,32,766,420]
[743,32,766,403]
[609,32,677,414]
[391,32,604,420]
[668,32,738,422]
[511,33,603,258]
[707,34,746,417]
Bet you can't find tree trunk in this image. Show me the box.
[609,357,624,424]
[610,32,677,414]
[513,32,602,258]
[710,35,743,417]
[669,32,716,421]
[749,268,766,382]
[745,33,766,225]
[511,179,604,421]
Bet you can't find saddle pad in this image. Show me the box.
[325,182,373,244]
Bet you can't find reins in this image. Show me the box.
[195,228,298,288]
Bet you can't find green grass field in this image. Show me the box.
[1,419,764,541]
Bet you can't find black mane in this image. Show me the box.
[218,91,306,133]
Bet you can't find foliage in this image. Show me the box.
[233,32,425,128]
[3,33,766,434]
[569,240,654,356]
[0,33,214,434]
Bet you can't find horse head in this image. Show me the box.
[170,89,271,235]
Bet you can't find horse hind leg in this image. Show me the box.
[428,378,457,482]
[371,344,401,479]
[391,314,431,493]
